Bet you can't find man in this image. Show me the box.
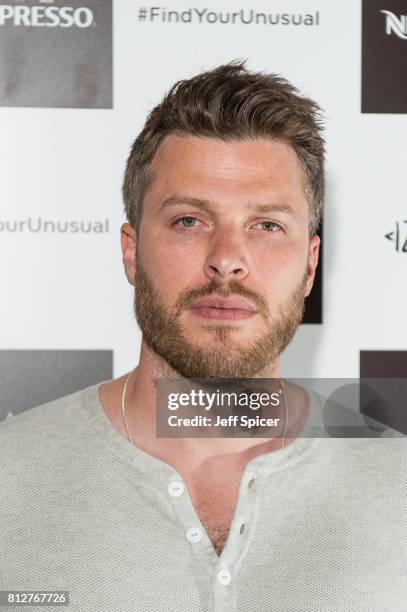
[1,62,406,612]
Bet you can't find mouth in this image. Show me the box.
[188,296,257,321]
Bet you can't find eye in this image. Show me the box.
[173,216,199,228]
[255,221,282,232]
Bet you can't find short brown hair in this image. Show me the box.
[123,60,325,236]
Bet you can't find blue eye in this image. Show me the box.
[175,217,197,228]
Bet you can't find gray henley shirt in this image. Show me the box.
[0,382,406,611]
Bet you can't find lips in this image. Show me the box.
[189,296,257,312]
[188,295,257,320]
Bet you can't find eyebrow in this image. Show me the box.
[158,196,297,217]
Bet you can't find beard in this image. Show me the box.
[133,255,307,379]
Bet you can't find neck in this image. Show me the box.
[123,340,286,467]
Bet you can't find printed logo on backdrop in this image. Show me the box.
[0,0,112,108]
[362,0,407,113]
[384,220,407,252]
[136,7,320,27]
[381,9,407,39]
[0,217,110,234]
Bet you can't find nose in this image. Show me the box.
[204,226,249,283]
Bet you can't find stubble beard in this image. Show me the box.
[133,256,307,379]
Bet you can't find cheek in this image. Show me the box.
[151,242,204,279]
[253,240,307,282]
[139,235,204,305]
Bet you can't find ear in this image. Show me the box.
[121,223,138,286]
[304,234,320,297]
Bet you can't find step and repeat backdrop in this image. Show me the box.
[1,0,406,420]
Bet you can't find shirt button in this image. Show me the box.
[240,523,246,535]
[248,478,255,489]
[168,481,185,497]
[186,527,203,543]
[217,569,232,586]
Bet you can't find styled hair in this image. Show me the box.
[123,60,325,236]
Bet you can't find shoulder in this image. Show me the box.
[0,384,102,468]
[305,390,407,480]
[0,383,111,539]
[0,384,93,433]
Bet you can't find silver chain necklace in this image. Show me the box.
[121,369,289,449]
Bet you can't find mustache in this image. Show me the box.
[174,279,268,318]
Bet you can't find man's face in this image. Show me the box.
[122,135,320,378]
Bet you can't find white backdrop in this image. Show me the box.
[1,0,406,386]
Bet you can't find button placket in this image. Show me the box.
[217,568,232,586]
[168,480,185,497]
[248,477,256,490]
[212,471,261,588]
[186,526,203,543]
[166,474,219,573]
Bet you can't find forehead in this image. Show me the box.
[149,134,307,200]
